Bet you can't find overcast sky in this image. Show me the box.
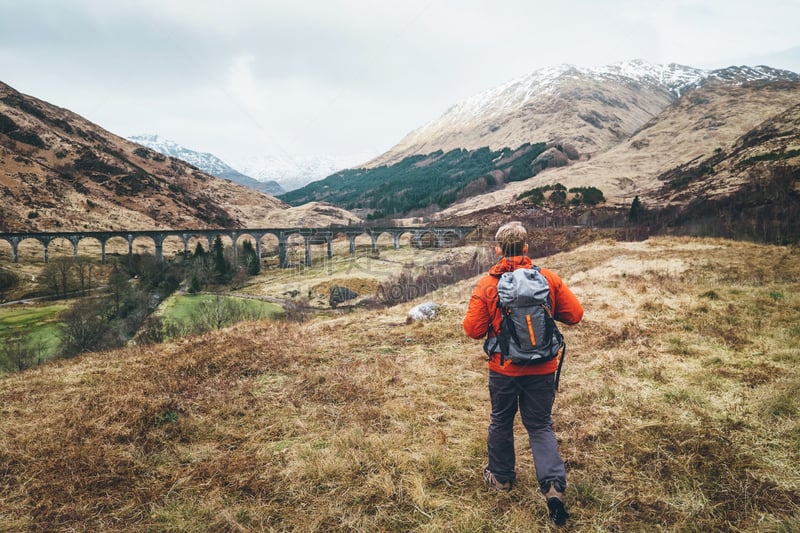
[2,0,799,168]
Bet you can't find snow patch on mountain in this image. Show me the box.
[129,134,234,176]
[591,60,708,96]
[704,64,800,85]
[439,61,705,125]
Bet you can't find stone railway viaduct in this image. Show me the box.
[0,226,475,268]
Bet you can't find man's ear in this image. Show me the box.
[523,243,529,254]
[495,246,503,256]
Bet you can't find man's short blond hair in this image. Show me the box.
[495,221,527,256]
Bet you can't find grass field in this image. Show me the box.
[159,293,285,325]
[0,236,798,531]
[0,303,66,368]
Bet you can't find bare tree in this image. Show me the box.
[73,257,96,296]
[107,263,131,318]
[40,257,75,298]
[189,294,262,333]
[58,298,109,357]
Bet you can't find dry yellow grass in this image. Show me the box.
[1,237,799,531]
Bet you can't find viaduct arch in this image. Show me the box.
[0,226,475,268]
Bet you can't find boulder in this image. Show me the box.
[329,285,359,308]
[407,301,438,322]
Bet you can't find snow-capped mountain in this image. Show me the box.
[436,60,709,124]
[426,60,799,126]
[230,153,375,193]
[127,134,285,196]
[366,60,800,167]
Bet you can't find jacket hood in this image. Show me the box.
[488,256,532,276]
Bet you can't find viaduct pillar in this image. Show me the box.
[278,238,288,269]
[152,234,165,262]
[100,238,107,264]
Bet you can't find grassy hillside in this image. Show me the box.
[1,237,798,531]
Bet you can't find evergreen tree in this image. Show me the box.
[240,240,260,275]
[212,236,231,284]
[549,189,567,206]
[0,269,19,301]
[629,195,644,222]
[188,274,202,294]
[569,186,605,205]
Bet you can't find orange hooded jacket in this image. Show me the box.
[463,256,584,376]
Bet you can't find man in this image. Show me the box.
[463,221,583,526]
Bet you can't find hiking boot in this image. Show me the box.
[547,497,569,526]
[483,468,512,492]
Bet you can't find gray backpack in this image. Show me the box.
[484,266,564,366]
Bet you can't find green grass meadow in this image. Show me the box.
[0,304,66,370]
[159,293,284,328]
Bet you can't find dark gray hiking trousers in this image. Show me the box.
[487,371,566,493]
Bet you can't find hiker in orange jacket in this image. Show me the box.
[463,221,583,527]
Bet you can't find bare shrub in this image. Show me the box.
[188,294,264,333]
[377,250,492,305]
[58,298,111,357]
[281,298,313,323]
[134,315,166,345]
[40,257,76,299]
[0,333,46,371]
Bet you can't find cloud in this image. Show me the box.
[1,0,798,164]
[226,55,263,112]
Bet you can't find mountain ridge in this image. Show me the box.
[367,61,800,169]
[127,134,285,196]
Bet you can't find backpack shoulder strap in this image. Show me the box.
[483,301,508,364]
[483,286,506,364]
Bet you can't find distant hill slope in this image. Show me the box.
[280,143,573,218]
[127,135,285,196]
[0,82,358,232]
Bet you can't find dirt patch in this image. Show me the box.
[310,278,381,307]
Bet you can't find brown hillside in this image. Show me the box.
[434,81,800,219]
[0,82,358,232]
[655,99,800,203]
[1,237,798,531]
